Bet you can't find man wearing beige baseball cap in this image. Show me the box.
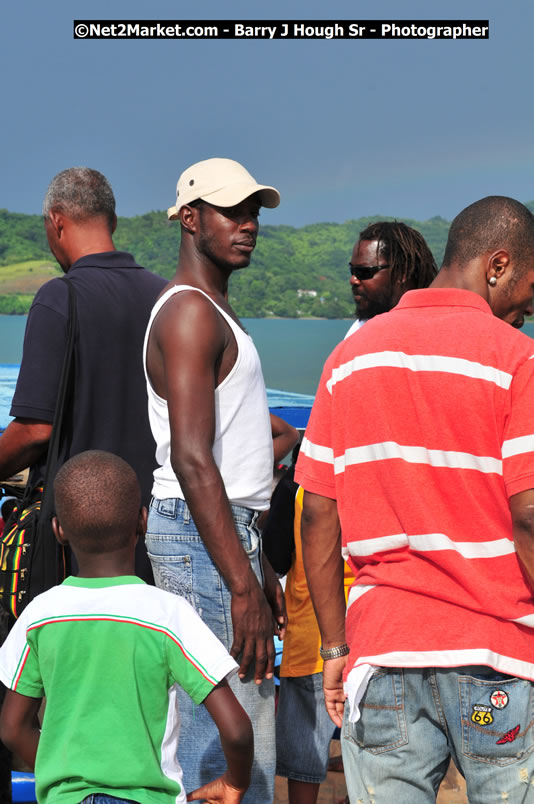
[143,158,288,803]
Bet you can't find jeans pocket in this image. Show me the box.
[344,668,408,754]
[146,549,194,604]
[235,518,263,586]
[459,674,534,765]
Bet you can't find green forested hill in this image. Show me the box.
[2,202,534,317]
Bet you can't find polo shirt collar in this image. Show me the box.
[69,251,142,271]
[396,288,492,316]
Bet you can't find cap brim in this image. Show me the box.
[167,182,280,221]
[204,182,280,209]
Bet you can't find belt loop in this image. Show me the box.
[183,500,191,524]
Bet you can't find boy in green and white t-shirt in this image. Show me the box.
[0,450,253,804]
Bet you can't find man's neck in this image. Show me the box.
[67,240,116,268]
[174,250,231,298]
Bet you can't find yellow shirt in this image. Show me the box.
[280,486,354,677]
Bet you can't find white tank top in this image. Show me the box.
[143,285,273,510]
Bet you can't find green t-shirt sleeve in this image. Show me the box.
[165,598,238,705]
[0,613,44,697]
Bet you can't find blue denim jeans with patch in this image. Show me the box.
[146,497,275,804]
[342,666,534,803]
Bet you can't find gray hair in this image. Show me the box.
[42,167,116,229]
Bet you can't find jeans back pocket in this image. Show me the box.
[459,674,534,765]
[344,668,408,754]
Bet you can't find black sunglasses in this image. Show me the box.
[349,263,391,281]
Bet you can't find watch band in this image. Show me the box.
[319,643,350,660]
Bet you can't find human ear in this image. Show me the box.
[179,204,198,234]
[52,516,68,546]
[47,210,64,239]
[136,506,148,541]
[487,249,511,283]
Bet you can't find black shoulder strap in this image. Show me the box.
[38,278,77,531]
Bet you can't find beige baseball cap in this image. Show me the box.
[167,158,280,220]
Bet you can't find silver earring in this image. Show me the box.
[488,277,497,286]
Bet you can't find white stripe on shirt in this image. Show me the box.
[346,584,376,611]
[300,436,335,465]
[345,533,515,559]
[502,434,534,459]
[326,352,513,394]
[334,442,502,475]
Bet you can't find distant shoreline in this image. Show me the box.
[0,311,355,321]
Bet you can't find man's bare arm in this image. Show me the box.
[301,490,345,646]
[270,414,299,464]
[510,488,534,592]
[301,490,347,725]
[261,553,287,640]
[149,293,277,682]
[0,419,52,481]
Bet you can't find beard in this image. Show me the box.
[355,288,395,320]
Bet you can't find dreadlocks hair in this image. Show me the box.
[358,221,438,290]
[442,196,534,271]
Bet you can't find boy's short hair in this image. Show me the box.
[53,450,141,553]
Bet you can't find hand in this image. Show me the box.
[262,553,287,640]
[323,655,347,728]
[230,579,277,684]
[187,774,246,802]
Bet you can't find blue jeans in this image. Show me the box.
[146,497,275,804]
[342,666,534,803]
[276,672,336,783]
[80,797,138,803]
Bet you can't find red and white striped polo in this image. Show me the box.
[296,288,534,685]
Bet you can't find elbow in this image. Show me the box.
[170,445,211,487]
[225,715,254,755]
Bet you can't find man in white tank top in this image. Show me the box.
[144,159,287,803]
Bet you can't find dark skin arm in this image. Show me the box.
[187,679,253,802]
[301,490,347,726]
[148,292,278,682]
[510,489,534,593]
[0,690,41,770]
[270,414,299,465]
[0,419,51,481]
[261,552,287,640]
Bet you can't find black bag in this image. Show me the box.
[0,279,77,618]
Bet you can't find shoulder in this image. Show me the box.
[31,276,69,314]
[153,286,226,341]
[481,317,534,377]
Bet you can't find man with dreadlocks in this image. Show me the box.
[345,220,438,338]
[272,223,437,804]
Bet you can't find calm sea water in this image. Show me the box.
[1,315,534,428]
[0,315,350,428]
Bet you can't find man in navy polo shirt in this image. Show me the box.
[0,167,166,581]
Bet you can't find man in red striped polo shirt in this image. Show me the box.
[296,196,534,801]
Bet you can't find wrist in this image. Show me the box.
[229,565,262,597]
[223,771,248,792]
[319,643,349,661]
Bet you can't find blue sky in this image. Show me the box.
[2,0,532,228]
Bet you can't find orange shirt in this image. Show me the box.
[281,486,354,677]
